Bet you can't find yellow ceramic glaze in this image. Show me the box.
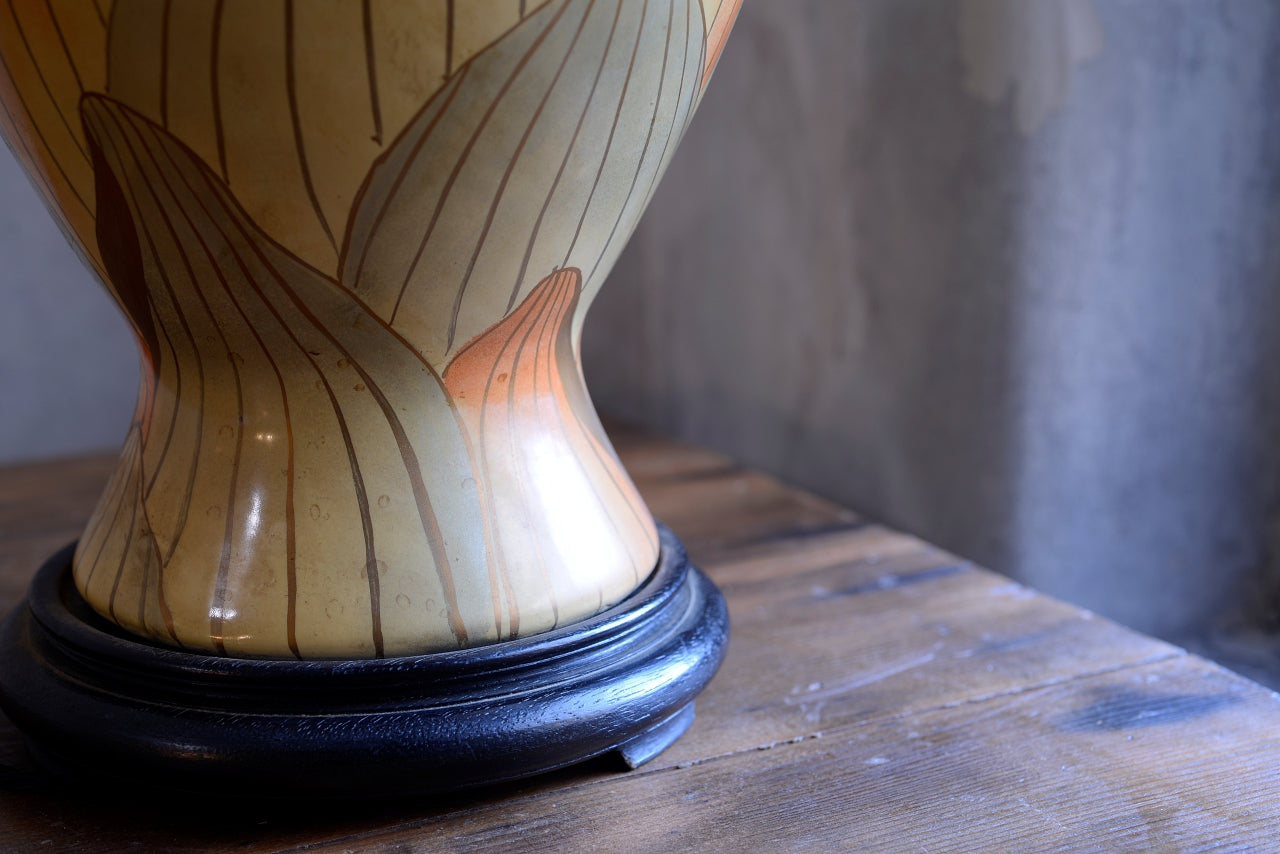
[0,0,740,658]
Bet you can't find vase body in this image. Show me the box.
[0,0,740,658]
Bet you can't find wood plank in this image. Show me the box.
[0,430,1277,852]
[290,656,1280,853]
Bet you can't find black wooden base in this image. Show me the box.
[0,525,728,798]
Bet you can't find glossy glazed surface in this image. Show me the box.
[0,0,740,657]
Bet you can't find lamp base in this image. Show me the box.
[0,525,728,798]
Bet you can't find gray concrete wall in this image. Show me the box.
[583,0,1280,646]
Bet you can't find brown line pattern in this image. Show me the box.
[6,0,90,162]
[44,0,85,91]
[143,116,446,653]
[143,316,182,498]
[329,255,502,640]
[450,0,596,347]
[136,498,157,637]
[89,106,207,575]
[501,1,622,312]
[505,277,566,624]
[470,445,515,639]
[334,195,517,642]
[340,4,567,299]
[624,0,695,252]
[151,276,204,570]
[129,115,302,659]
[341,68,468,287]
[92,106,251,658]
[389,2,571,334]
[132,303,184,645]
[170,190,379,659]
[563,393,654,575]
[134,288,165,436]
[152,526,181,644]
[361,0,381,144]
[141,496,180,645]
[388,2,570,328]
[246,289,455,651]
[143,67,509,635]
[585,0,675,285]
[533,271,645,583]
[54,0,692,654]
[450,315,518,639]
[0,83,82,231]
[391,2,573,343]
[210,0,227,181]
[680,0,707,144]
[92,0,106,28]
[562,0,647,267]
[292,323,454,648]
[530,272,613,599]
[0,49,92,213]
[284,0,337,252]
[332,375,384,657]
[489,276,566,626]
[201,299,245,655]
[102,101,374,657]
[445,274,565,636]
[106,102,356,656]
[427,322,511,641]
[506,0,620,312]
[125,354,181,646]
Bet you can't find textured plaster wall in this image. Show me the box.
[0,142,137,464]
[583,0,1280,646]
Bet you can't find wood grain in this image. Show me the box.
[1,426,1278,852]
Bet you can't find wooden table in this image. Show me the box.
[1,426,1278,852]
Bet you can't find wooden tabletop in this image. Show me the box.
[1,426,1278,852]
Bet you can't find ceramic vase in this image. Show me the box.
[0,0,740,660]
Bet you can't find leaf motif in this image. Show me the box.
[6,0,714,658]
[443,267,658,634]
[342,0,706,368]
[78,93,493,656]
[0,0,109,277]
[100,0,555,276]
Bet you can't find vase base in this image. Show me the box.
[0,525,728,799]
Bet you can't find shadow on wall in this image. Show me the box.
[583,0,1280,661]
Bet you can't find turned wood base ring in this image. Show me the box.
[0,524,728,798]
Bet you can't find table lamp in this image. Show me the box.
[0,0,738,796]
